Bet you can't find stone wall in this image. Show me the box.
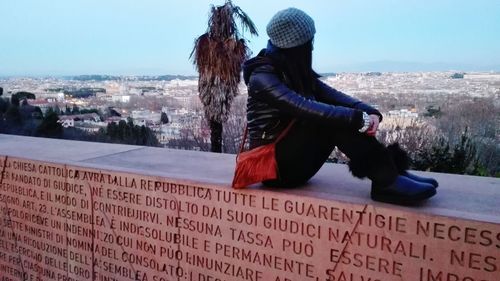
[1,154,499,281]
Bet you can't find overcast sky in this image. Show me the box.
[1,0,499,76]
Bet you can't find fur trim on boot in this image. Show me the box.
[347,138,398,187]
[387,143,439,187]
[387,143,410,173]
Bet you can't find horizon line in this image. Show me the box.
[2,69,500,79]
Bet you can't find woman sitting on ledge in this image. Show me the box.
[243,8,438,205]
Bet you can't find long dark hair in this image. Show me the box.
[266,40,316,96]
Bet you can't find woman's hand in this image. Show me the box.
[366,114,380,136]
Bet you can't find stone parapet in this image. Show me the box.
[0,134,499,280]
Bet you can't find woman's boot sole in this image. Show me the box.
[371,188,437,205]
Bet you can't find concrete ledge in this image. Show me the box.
[1,134,499,223]
[0,134,499,280]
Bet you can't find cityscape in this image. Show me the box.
[1,71,499,142]
[1,71,499,176]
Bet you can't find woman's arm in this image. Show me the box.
[249,68,365,129]
[315,79,383,122]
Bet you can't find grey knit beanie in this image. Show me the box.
[266,8,316,49]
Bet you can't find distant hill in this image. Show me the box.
[66,75,198,81]
[334,61,500,73]
[319,72,337,77]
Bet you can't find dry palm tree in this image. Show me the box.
[190,0,257,152]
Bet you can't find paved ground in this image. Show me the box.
[1,133,499,223]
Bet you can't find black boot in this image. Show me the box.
[371,175,437,205]
[402,171,439,188]
[346,138,436,205]
[387,143,439,188]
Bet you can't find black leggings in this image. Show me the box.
[265,120,398,187]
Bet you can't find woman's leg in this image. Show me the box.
[270,120,398,187]
[269,120,436,204]
[267,120,337,187]
[330,128,399,187]
[327,127,436,204]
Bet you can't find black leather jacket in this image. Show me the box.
[243,50,382,147]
